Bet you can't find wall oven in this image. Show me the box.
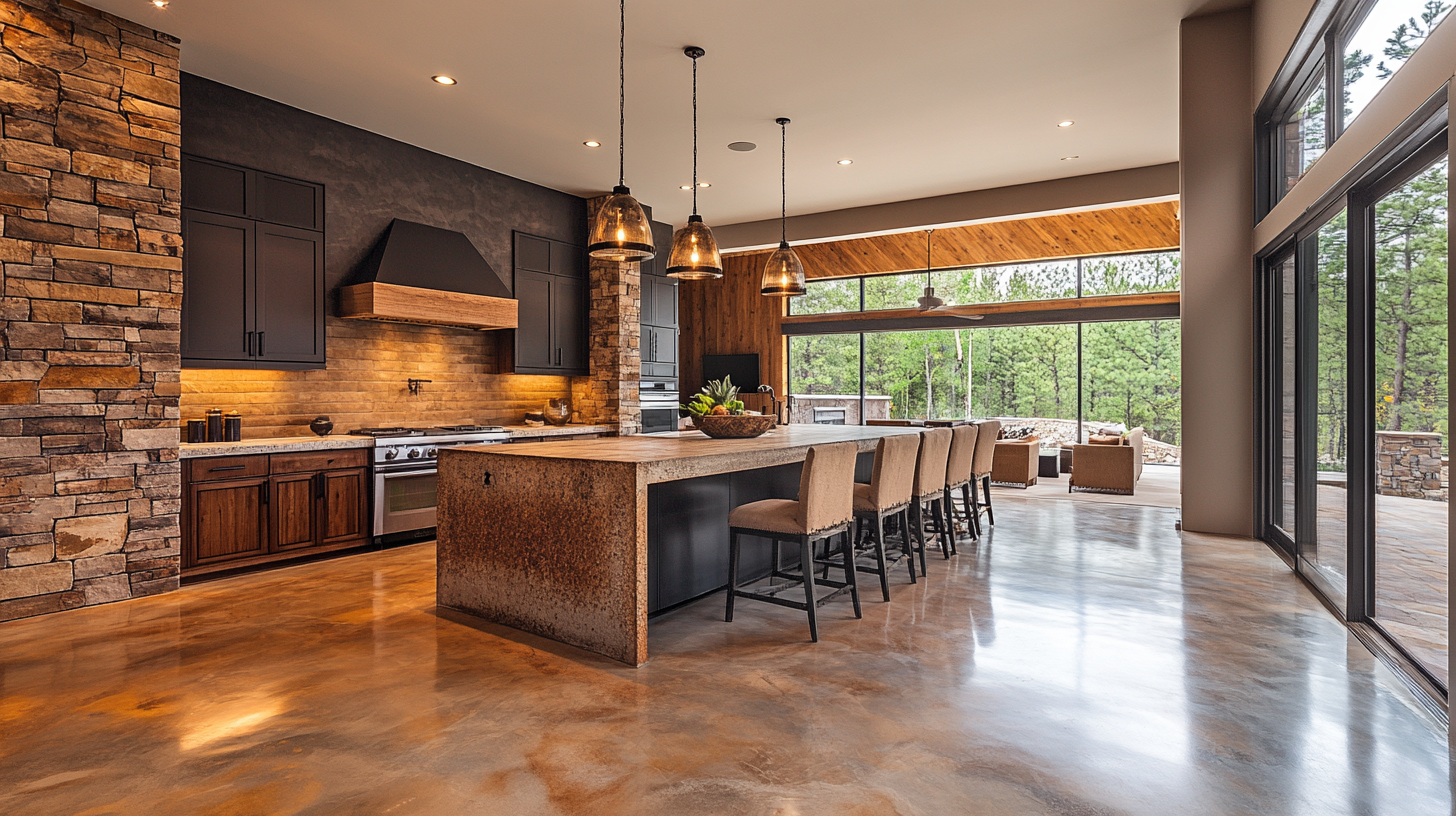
[640,379,679,434]
[354,426,511,545]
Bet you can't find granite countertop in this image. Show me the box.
[445,424,921,483]
[504,424,615,439]
[179,436,374,459]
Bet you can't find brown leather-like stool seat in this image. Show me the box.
[725,441,862,642]
[942,424,980,543]
[908,428,954,573]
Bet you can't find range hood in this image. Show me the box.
[340,219,518,331]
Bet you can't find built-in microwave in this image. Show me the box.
[640,379,679,434]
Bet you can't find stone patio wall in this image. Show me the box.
[1376,430,1447,502]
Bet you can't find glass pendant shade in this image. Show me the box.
[588,185,656,262]
[760,241,806,296]
[665,215,722,279]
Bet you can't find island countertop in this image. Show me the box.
[435,424,923,666]
[450,423,919,483]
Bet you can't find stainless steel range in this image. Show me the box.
[351,425,511,545]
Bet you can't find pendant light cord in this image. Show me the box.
[618,0,626,188]
[691,53,698,215]
[925,229,934,285]
[780,119,788,244]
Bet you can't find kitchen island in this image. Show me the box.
[435,424,920,665]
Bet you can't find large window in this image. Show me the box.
[1342,0,1452,129]
[790,319,1179,454]
[1260,0,1452,212]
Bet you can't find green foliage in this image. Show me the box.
[681,376,744,417]
[789,252,1183,444]
[1377,1,1452,79]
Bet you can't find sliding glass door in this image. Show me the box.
[1260,136,1447,692]
[1369,154,1448,686]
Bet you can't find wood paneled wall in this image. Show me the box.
[678,254,786,412]
[727,201,1180,280]
[181,318,573,437]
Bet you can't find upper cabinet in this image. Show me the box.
[181,155,326,369]
[506,233,588,376]
[642,221,674,278]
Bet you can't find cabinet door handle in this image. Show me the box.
[556,348,561,365]
[246,331,255,356]
[257,331,265,356]
[208,465,246,473]
[315,472,325,499]
[261,481,269,506]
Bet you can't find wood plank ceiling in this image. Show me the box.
[722,200,1180,279]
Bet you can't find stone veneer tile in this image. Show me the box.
[0,0,181,622]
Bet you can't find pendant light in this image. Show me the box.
[917,229,945,310]
[587,0,655,262]
[760,117,806,297]
[665,46,723,280]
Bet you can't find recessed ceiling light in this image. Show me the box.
[680,185,692,190]
[151,0,168,7]
[583,140,601,148]
[837,159,853,165]
[698,182,710,188]
[432,75,457,86]
[1057,120,1075,128]
[1061,155,1080,161]
[727,141,756,152]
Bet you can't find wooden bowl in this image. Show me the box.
[692,413,775,439]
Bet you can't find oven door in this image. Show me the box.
[374,465,439,537]
[641,407,678,434]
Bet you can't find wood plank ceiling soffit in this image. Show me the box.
[722,201,1180,280]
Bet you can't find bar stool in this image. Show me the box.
[909,428,954,572]
[850,432,920,600]
[943,423,980,543]
[725,441,861,642]
[968,419,1001,536]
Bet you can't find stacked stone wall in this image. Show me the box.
[571,195,641,435]
[0,0,182,621]
[1376,431,1447,502]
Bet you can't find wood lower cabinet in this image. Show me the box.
[188,477,269,566]
[183,448,371,577]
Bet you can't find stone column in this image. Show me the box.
[572,195,641,435]
[0,0,183,621]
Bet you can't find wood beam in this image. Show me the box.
[780,291,1180,335]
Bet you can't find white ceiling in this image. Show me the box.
[94,0,1240,228]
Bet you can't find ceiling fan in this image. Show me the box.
[917,229,983,320]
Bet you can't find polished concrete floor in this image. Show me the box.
[0,500,1450,815]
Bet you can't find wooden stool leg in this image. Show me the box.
[963,483,978,539]
[726,530,740,622]
[800,535,819,642]
[872,513,890,601]
[912,501,930,577]
[840,530,862,618]
[899,509,917,583]
[982,475,995,525]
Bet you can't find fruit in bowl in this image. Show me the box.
[680,377,775,438]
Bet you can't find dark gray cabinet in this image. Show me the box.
[509,233,588,376]
[181,155,325,369]
[640,255,678,379]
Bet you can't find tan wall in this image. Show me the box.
[180,318,572,437]
[1253,0,1318,103]
[1179,9,1256,536]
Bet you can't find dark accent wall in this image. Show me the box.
[178,75,590,437]
[180,73,587,303]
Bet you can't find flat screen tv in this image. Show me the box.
[701,353,760,392]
